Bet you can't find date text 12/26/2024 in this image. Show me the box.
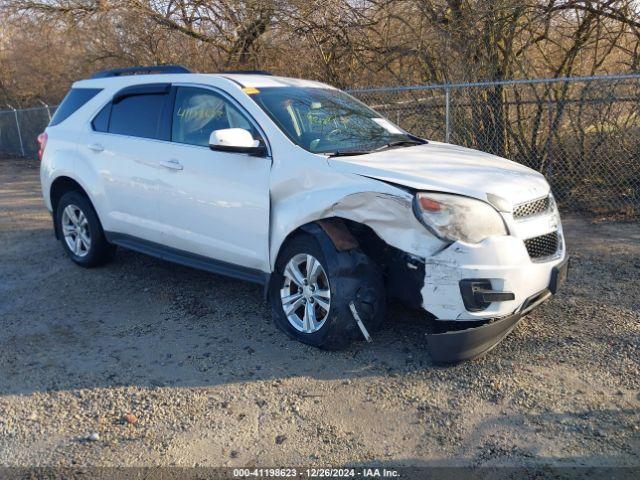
[233,468,400,478]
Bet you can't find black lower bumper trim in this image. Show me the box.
[426,289,553,364]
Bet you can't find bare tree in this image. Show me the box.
[0,0,637,105]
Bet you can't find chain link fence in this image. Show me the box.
[0,105,56,158]
[351,74,640,219]
[1,74,638,218]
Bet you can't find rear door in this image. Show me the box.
[81,84,171,242]
[155,85,271,273]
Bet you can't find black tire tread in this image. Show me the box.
[56,191,115,268]
[269,230,385,350]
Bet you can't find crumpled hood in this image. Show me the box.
[328,141,550,205]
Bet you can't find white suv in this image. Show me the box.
[39,65,568,362]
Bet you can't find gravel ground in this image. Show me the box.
[0,157,638,469]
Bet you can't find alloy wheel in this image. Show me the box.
[61,204,91,257]
[280,253,331,333]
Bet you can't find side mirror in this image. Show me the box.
[209,128,267,156]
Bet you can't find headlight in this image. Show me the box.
[413,192,507,243]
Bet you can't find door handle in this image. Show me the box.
[160,159,183,171]
[87,143,104,152]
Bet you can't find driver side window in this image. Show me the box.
[171,87,255,147]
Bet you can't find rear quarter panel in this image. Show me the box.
[40,129,82,212]
[41,89,115,220]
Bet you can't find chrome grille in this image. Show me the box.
[524,232,559,259]
[514,196,551,219]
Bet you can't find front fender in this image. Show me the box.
[269,173,445,270]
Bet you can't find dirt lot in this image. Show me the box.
[0,156,638,469]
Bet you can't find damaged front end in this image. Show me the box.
[338,191,569,364]
[271,175,568,363]
[424,252,568,363]
[427,288,552,364]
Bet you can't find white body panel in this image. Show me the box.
[422,234,565,320]
[40,72,567,323]
[79,132,166,243]
[328,141,550,205]
[156,142,270,270]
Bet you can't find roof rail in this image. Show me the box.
[218,70,273,76]
[91,65,191,79]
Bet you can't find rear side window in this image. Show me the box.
[92,102,111,132]
[49,88,102,126]
[108,94,167,139]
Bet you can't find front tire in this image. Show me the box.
[269,229,385,350]
[55,191,115,267]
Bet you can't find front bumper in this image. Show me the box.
[421,234,566,320]
[426,256,569,363]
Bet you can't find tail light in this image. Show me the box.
[37,132,48,161]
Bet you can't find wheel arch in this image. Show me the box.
[276,216,391,260]
[266,216,370,299]
[50,176,90,213]
[49,175,100,240]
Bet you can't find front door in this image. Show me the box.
[156,86,271,272]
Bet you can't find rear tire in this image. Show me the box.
[55,191,115,267]
[269,229,385,349]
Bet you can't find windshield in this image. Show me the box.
[248,87,421,154]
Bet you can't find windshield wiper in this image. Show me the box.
[373,139,425,152]
[326,149,373,157]
[326,137,426,157]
